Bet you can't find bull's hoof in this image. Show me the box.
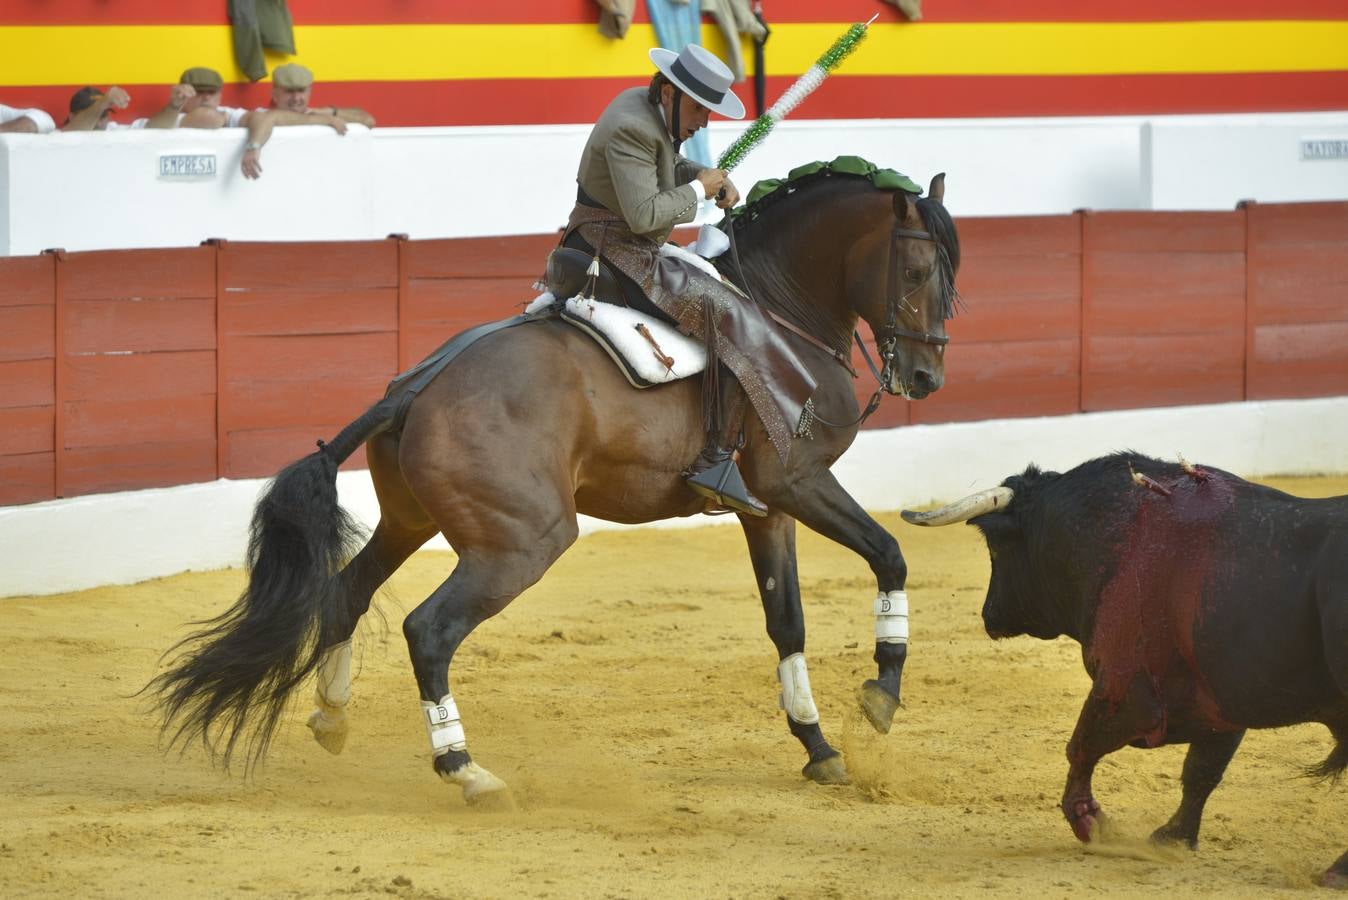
[1149,822,1197,850]
[1065,798,1103,843]
[1320,871,1348,890]
[306,706,349,755]
[442,761,515,810]
[802,753,849,786]
[859,680,900,734]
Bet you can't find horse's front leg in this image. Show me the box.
[740,511,848,785]
[770,468,909,734]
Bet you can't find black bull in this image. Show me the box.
[904,452,1348,884]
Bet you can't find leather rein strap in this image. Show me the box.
[762,306,857,377]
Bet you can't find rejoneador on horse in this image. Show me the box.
[149,45,962,803]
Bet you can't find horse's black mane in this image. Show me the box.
[716,171,962,354]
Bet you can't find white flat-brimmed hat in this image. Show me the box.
[649,45,745,120]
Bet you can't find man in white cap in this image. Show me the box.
[554,44,817,517]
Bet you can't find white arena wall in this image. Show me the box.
[2,111,1346,257]
[3,396,1346,599]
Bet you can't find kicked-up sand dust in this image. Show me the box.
[1,474,1345,899]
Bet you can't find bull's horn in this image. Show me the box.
[901,486,1015,527]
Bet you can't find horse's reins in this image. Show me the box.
[725,214,947,429]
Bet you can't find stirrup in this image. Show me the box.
[686,455,768,517]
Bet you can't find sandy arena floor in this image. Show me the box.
[1,473,1345,899]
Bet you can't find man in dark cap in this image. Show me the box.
[152,67,252,129]
[240,63,375,179]
[63,86,132,130]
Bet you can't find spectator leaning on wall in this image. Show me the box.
[264,63,375,128]
[1,103,56,133]
[241,63,375,179]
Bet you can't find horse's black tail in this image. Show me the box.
[147,398,397,772]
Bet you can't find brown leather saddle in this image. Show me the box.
[544,247,624,305]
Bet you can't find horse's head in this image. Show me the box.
[847,174,960,400]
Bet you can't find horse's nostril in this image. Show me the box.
[913,369,937,391]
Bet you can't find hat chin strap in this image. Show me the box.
[666,87,685,152]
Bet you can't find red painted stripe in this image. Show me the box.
[760,0,1348,23]
[8,71,1347,128]
[2,0,1343,25]
[0,0,593,25]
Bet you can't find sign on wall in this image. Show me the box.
[158,154,217,178]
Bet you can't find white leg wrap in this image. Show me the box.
[422,693,468,757]
[874,591,909,644]
[315,639,353,708]
[777,652,820,725]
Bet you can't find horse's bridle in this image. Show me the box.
[726,209,950,430]
[864,223,949,392]
[830,221,949,433]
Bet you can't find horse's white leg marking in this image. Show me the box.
[307,639,352,754]
[874,590,909,645]
[778,652,820,725]
[423,692,508,801]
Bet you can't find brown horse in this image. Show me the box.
[151,168,961,802]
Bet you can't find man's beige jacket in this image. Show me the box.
[575,87,707,243]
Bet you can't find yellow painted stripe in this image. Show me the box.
[4,21,1346,86]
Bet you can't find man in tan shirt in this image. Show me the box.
[559,44,814,517]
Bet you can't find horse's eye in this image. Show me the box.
[904,267,923,281]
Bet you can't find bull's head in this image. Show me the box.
[902,471,1074,642]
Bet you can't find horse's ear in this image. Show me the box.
[893,190,914,223]
[928,173,946,205]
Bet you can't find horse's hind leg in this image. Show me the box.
[308,518,437,754]
[741,512,847,785]
[402,520,579,805]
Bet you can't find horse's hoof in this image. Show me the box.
[306,707,348,755]
[443,761,514,810]
[802,753,849,786]
[859,680,900,734]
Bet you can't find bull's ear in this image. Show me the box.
[928,173,946,204]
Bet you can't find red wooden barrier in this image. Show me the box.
[402,234,557,368]
[1082,210,1247,411]
[915,213,1083,424]
[217,239,400,478]
[59,247,217,496]
[1,202,1345,507]
[1245,201,1348,399]
[0,255,55,505]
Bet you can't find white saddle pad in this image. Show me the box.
[522,241,721,389]
[561,295,705,388]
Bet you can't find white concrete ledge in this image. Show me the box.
[6,111,1346,256]
[2,396,1344,598]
